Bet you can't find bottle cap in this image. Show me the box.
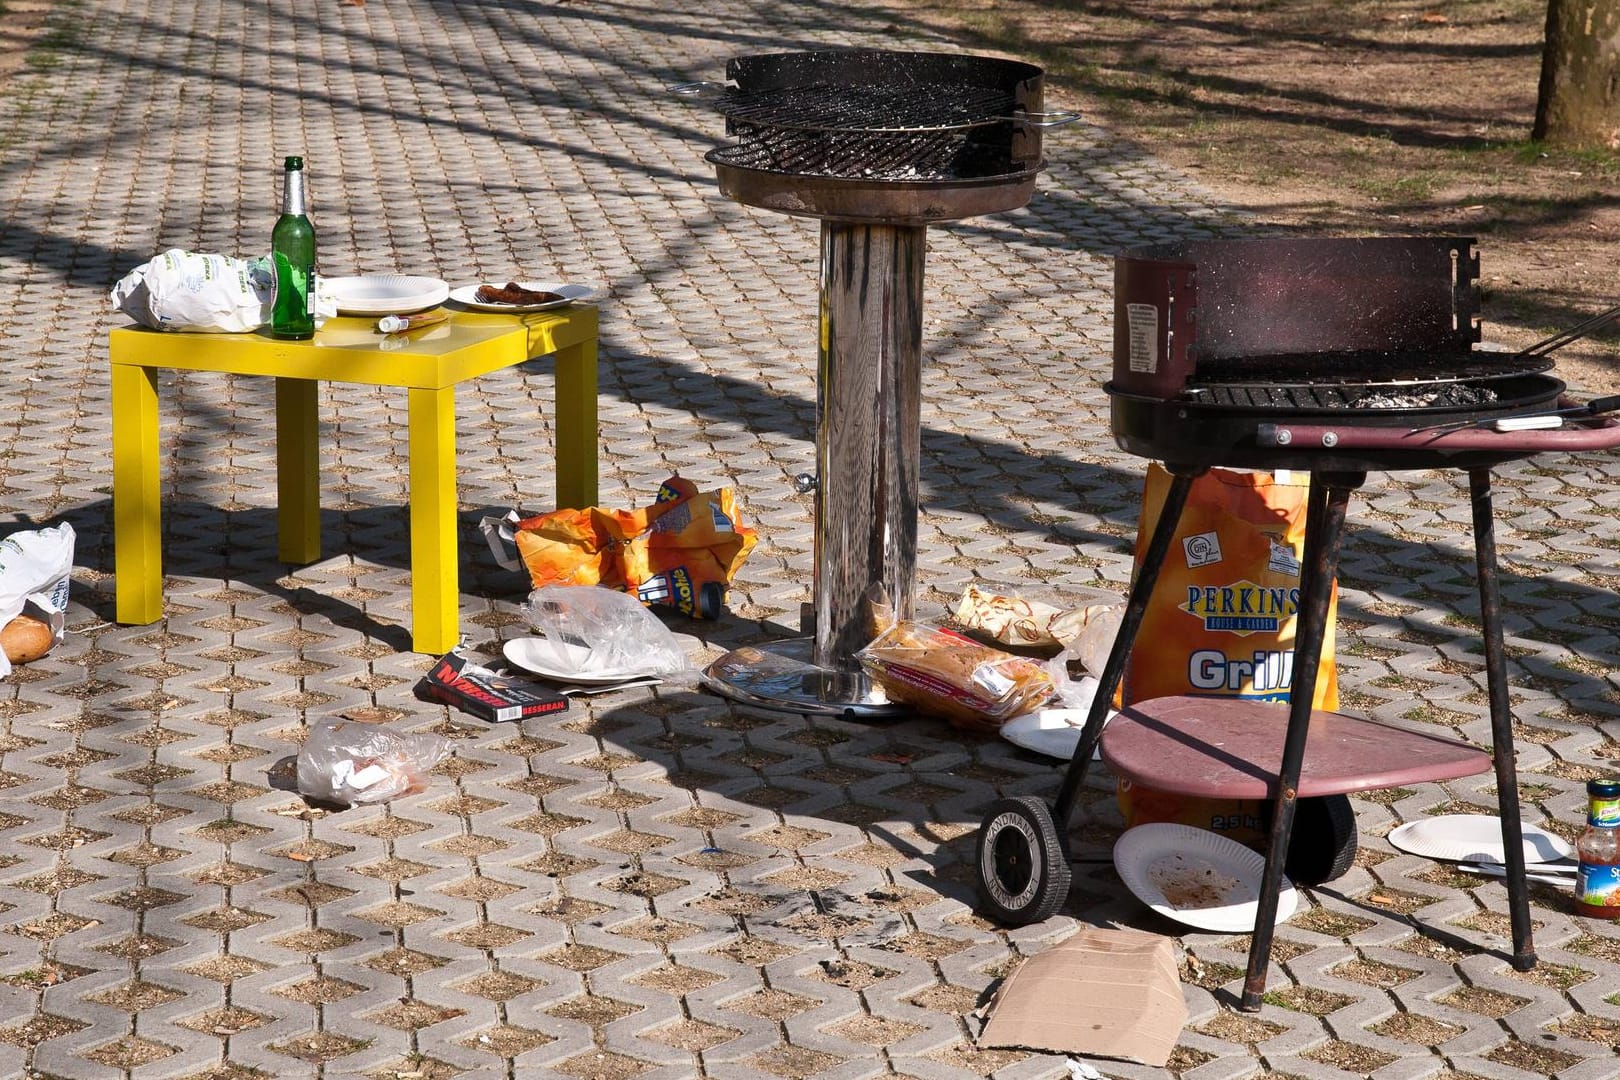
[284,155,304,170]
[1589,779,1620,798]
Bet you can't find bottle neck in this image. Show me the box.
[282,169,307,216]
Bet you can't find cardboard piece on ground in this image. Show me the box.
[978,927,1188,1067]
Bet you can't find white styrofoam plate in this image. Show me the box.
[1386,814,1572,865]
[1114,822,1298,933]
[326,274,449,316]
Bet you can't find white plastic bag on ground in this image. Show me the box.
[295,717,451,806]
[0,523,75,679]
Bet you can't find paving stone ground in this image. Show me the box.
[0,1,1617,1079]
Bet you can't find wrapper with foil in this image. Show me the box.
[486,476,758,619]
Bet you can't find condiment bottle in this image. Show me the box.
[270,156,316,340]
[1574,778,1620,918]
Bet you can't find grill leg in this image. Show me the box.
[1241,469,1364,1011]
[1469,467,1536,971]
[1053,466,1201,825]
[813,222,926,696]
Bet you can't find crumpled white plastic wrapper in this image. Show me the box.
[110,248,336,333]
[0,523,75,680]
[295,717,450,806]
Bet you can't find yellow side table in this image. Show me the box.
[110,308,598,653]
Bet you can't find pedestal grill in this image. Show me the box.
[684,49,1075,715]
[973,236,1620,1010]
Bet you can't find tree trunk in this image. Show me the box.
[1533,0,1620,148]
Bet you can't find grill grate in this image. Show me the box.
[1191,381,1503,411]
[710,126,1017,181]
[711,83,1015,133]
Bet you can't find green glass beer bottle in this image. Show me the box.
[270,156,316,339]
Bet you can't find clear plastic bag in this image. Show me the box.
[0,523,75,679]
[295,717,450,806]
[1051,600,1125,681]
[522,585,696,682]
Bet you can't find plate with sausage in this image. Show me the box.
[449,280,597,312]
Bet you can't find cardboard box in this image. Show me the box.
[978,927,1188,1067]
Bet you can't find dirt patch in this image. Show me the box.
[645,1019,739,1050]
[1195,1011,1288,1045]
[85,979,184,1011]
[1486,1040,1583,1074]
[555,1049,651,1079]
[1367,1012,1465,1045]
[83,1037,176,1068]
[547,996,643,1026]
[1264,985,1355,1015]
[0,3,52,82]
[732,989,820,1020]
[883,0,1620,394]
[808,958,896,989]
[1330,958,1421,988]
[1436,985,1530,1016]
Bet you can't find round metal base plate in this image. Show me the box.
[701,638,907,719]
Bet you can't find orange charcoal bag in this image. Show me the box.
[1121,463,1339,710]
[1116,465,1340,847]
[510,475,758,620]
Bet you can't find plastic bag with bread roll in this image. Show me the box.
[856,619,1057,733]
[0,523,74,678]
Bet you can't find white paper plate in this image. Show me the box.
[326,274,450,316]
[1114,823,1298,933]
[999,705,1109,761]
[502,637,651,687]
[449,281,596,312]
[1387,815,1572,864]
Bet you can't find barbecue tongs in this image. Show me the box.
[1413,301,1620,434]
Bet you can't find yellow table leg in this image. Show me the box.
[112,364,164,625]
[408,385,459,654]
[552,335,599,510]
[276,377,322,564]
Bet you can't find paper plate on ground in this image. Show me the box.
[502,636,651,686]
[999,704,1110,761]
[1114,823,1297,933]
[326,274,450,316]
[1387,815,1572,864]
